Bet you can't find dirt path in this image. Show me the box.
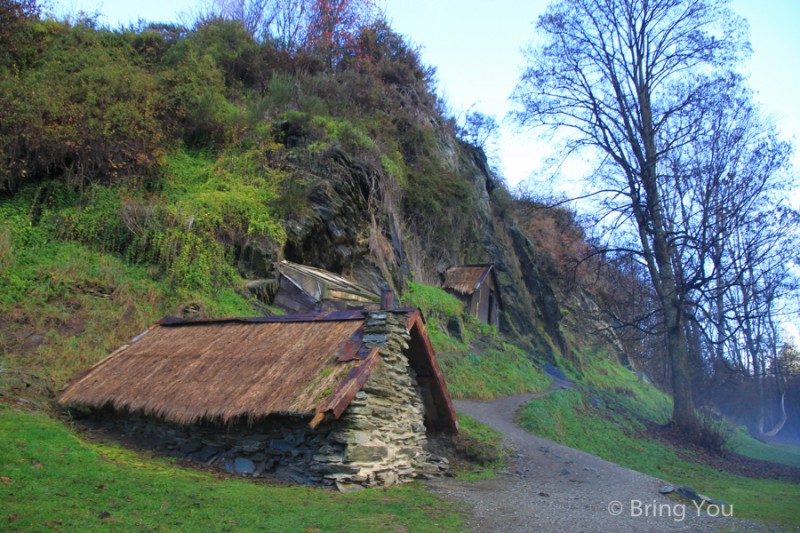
[429,392,779,532]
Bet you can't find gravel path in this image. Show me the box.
[429,392,779,533]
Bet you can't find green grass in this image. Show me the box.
[440,344,550,400]
[0,407,464,532]
[732,428,800,468]
[450,414,508,480]
[518,390,800,527]
[402,282,464,328]
[0,191,261,387]
[401,282,550,400]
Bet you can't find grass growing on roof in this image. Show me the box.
[0,407,464,532]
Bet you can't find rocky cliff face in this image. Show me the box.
[255,113,566,359]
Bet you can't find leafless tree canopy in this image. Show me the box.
[205,0,379,56]
[513,0,797,433]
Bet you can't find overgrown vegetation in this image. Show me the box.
[1,2,796,530]
[4,2,498,312]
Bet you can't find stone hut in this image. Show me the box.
[57,307,457,490]
[443,263,501,328]
[272,260,381,314]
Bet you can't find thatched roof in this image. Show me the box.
[58,310,457,433]
[278,261,379,304]
[443,263,497,296]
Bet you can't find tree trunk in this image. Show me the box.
[758,391,787,438]
[639,91,696,431]
[662,282,695,429]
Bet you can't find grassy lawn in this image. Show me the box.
[0,407,464,532]
[518,390,800,527]
[732,428,800,469]
[449,414,508,481]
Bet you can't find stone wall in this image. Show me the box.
[324,311,448,490]
[83,310,448,490]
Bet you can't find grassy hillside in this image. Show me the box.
[0,181,261,387]
[401,281,550,399]
[2,4,797,531]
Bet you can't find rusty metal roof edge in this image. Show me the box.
[156,310,370,327]
[311,348,381,428]
[405,312,459,433]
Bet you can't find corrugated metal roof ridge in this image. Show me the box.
[279,260,380,301]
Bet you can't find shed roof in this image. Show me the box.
[443,263,497,296]
[57,310,457,433]
[278,261,379,304]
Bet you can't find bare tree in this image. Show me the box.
[659,77,797,435]
[203,0,378,61]
[459,106,499,151]
[304,0,380,69]
[270,0,310,52]
[512,0,755,431]
[211,0,277,39]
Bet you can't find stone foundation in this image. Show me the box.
[81,310,449,489]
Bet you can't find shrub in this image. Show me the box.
[686,408,735,454]
[0,226,11,269]
[188,17,259,91]
[0,22,168,192]
[125,149,285,294]
[159,37,234,147]
[55,184,132,255]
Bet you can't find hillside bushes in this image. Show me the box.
[0,7,489,301]
[0,20,169,192]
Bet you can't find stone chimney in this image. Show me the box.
[380,289,395,310]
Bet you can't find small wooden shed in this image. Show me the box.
[58,308,457,489]
[443,263,501,327]
[273,260,381,314]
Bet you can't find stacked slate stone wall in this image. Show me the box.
[320,311,447,490]
[91,411,344,484]
[81,310,447,489]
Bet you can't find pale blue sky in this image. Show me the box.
[52,0,800,185]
